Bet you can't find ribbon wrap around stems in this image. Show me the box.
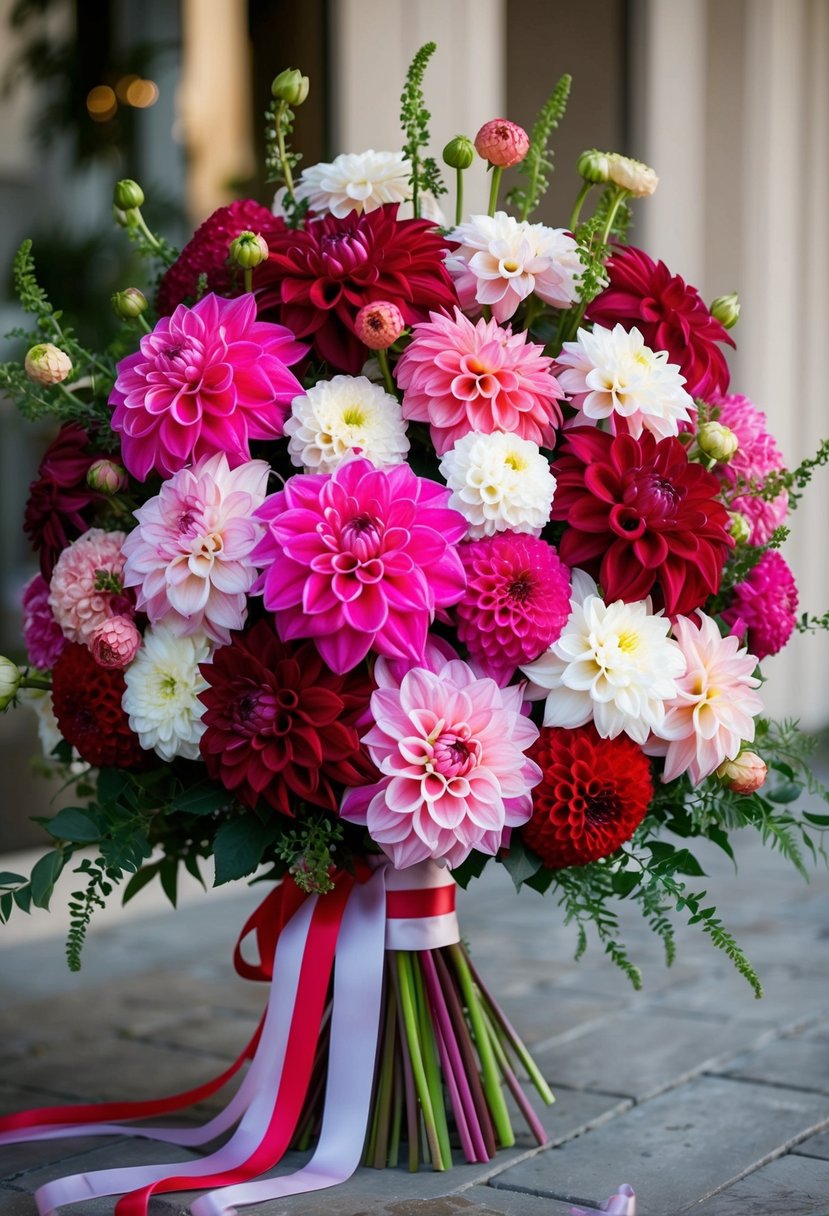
[0,859,461,1215]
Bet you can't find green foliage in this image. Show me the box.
[507,74,572,221]
[264,96,305,222]
[272,812,346,894]
[755,438,829,509]
[400,42,446,217]
[797,609,829,635]
[710,524,790,608]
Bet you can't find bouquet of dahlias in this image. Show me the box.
[1,45,828,1216]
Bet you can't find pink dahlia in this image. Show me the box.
[122,453,269,646]
[21,574,67,669]
[648,612,763,785]
[109,292,307,481]
[721,550,798,661]
[474,119,530,168]
[256,204,458,375]
[252,457,467,673]
[454,533,571,684]
[396,308,564,455]
[340,654,542,869]
[48,528,131,647]
[587,245,734,400]
[90,614,142,669]
[24,422,102,578]
[713,393,789,544]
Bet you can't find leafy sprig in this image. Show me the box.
[506,74,571,221]
[400,42,446,218]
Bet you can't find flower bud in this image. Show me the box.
[717,751,767,794]
[474,119,530,169]
[577,149,612,184]
[710,292,741,330]
[228,231,269,270]
[113,179,145,210]
[90,615,142,670]
[271,68,310,107]
[0,656,22,712]
[112,204,140,230]
[443,135,475,171]
[728,511,752,545]
[354,301,406,350]
[697,421,739,463]
[607,153,659,197]
[111,288,148,320]
[24,343,73,386]
[87,458,129,495]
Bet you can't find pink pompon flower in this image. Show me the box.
[396,308,564,455]
[90,614,142,669]
[109,292,307,482]
[647,612,763,786]
[122,453,270,646]
[474,119,530,168]
[21,573,67,669]
[713,393,789,544]
[340,654,542,868]
[48,528,131,647]
[354,301,406,350]
[721,550,798,661]
[252,457,467,674]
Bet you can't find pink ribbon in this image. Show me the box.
[572,1183,637,1215]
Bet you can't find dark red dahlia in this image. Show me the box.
[551,428,733,616]
[52,643,146,769]
[522,724,653,868]
[256,203,458,374]
[587,245,734,399]
[198,619,376,815]
[156,199,286,316]
[24,423,102,578]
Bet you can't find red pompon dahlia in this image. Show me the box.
[52,643,146,769]
[156,199,285,316]
[587,245,734,400]
[198,619,376,815]
[455,533,571,685]
[256,204,458,374]
[721,550,798,661]
[551,428,733,617]
[24,423,102,578]
[522,723,653,868]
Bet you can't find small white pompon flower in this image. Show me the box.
[284,375,409,473]
[122,626,212,762]
[439,430,556,538]
[294,151,413,218]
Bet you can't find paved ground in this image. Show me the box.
[1,823,828,1216]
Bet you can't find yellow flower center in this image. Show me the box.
[504,451,526,471]
[342,406,365,427]
[617,630,640,654]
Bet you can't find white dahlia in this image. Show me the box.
[122,626,212,762]
[285,375,409,473]
[439,430,556,538]
[522,571,686,744]
[294,150,413,218]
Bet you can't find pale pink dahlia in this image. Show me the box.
[647,612,763,786]
[252,457,467,674]
[721,550,798,661]
[90,614,142,669]
[455,534,571,684]
[340,655,542,868]
[48,528,130,647]
[713,393,789,544]
[396,309,564,455]
[21,574,67,669]
[109,292,307,481]
[474,119,530,168]
[122,453,269,646]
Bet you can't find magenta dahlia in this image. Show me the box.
[256,204,458,374]
[454,533,571,684]
[713,393,789,544]
[252,457,467,674]
[198,619,375,815]
[21,574,67,669]
[23,422,102,578]
[110,292,307,481]
[551,428,733,616]
[587,245,734,399]
[721,550,798,661]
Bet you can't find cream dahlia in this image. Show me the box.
[285,375,409,473]
[439,430,557,538]
[48,528,130,647]
[295,150,413,218]
[122,625,212,762]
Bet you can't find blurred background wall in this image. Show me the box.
[0,0,826,850]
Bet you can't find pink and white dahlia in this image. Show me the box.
[455,534,571,684]
[49,528,130,646]
[21,574,67,669]
[110,293,306,481]
[648,612,763,785]
[396,309,564,455]
[294,150,412,218]
[721,550,798,661]
[253,458,467,673]
[713,393,789,544]
[340,655,542,869]
[446,212,581,323]
[122,453,269,646]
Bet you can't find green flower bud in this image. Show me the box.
[0,656,22,712]
[271,68,310,107]
[577,149,612,184]
[443,135,475,171]
[710,292,741,329]
[728,510,752,545]
[87,458,129,494]
[228,231,269,269]
[112,204,140,230]
[24,343,72,386]
[111,288,148,320]
[698,421,739,463]
[113,179,145,210]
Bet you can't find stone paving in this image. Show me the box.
[1,826,828,1216]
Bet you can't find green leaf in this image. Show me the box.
[13,886,32,913]
[122,865,159,905]
[213,816,276,886]
[612,870,641,897]
[30,852,64,910]
[767,781,804,805]
[0,872,26,886]
[96,767,131,806]
[46,807,102,843]
[0,892,12,922]
[707,826,736,863]
[524,868,556,895]
[172,783,230,816]
[646,841,677,864]
[671,849,707,877]
[803,811,829,827]
[450,850,490,890]
[183,853,206,889]
[500,838,543,890]
[159,858,178,908]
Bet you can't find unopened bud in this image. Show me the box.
[728,511,752,545]
[90,615,141,669]
[24,343,73,386]
[228,231,269,269]
[354,301,406,351]
[607,153,659,197]
[111,288,148,320]
[271,68,310,107]
[443,135,475,171]
[474,119,530,168]
[87,458,129,495]
[717,751,767,794]
[0,656,22,712]
[113,179,145,210]
[710,293,741,330]
[112,204,140,230]
[577,149,612,184]
[698,421,739,463]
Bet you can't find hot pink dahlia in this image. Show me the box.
[252,457,467,674]
[713,393,789,544]
[48,528,131,647]
[721,550,798,661]
[396,308,564,455]
[340,654,542,869]
[255,204,458,375]
[109,292,307,481]
[454,533,571,684]
[587,245,734,400]
[551,428,733,617]
[122,453,269,645]
[24,422,102,578]
[21,574,67,669]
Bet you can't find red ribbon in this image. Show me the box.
[386,884,456,918]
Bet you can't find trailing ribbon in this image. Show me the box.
[572,1184,637,1215]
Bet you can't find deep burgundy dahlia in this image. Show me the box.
[198,619,376,815]
[52,643,146,769]
[24,423,102,578]
[551,428,733,616]
[156,199,286,316]
[256,204,458,374]
[587,245,734,400]
[522,723,653,868]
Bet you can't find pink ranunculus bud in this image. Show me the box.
[474,119,530,168]
[354,301,406,350]
[87,458,129,495]
[90,614,141,669]
[717,751,768,794]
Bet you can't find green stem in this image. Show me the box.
[598,187,629,247]
[449,943,514,1148]
[455,166,464,225]
[275,101,296,202]
[412,954,452,1169]
[388,1054,403,1168]
[133,209,164,253]
[372,983,398,1168]
[487,166,503,217]
[396,952,444,1170]
[568,181,592,232]
[377,347,397,397]
[21,676,51,692]
[136,314,152,334]
[243,267,253,295]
